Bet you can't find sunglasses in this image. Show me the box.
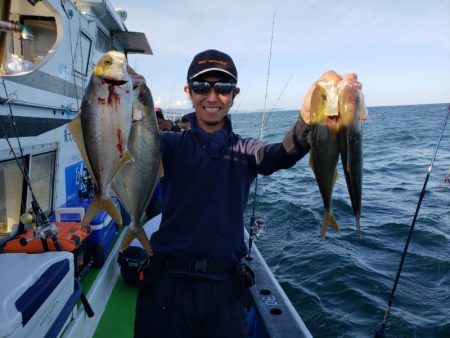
[189,81,236,95]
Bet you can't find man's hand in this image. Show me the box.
[300,70,358,124]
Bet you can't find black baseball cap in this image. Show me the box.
[187,49,237,83]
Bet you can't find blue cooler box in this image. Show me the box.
[51,198,119,267]
[0,252,79,338]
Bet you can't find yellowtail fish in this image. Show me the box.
[308,78,341,239]
[111,72,163,255]
[337,77,368,232]
[69,51,133,228]
[307,72,367,239]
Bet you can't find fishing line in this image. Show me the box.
[246,11,276,260]
[265,72,293,123]
[258,12,276,141]
[374,104,450,338]
[231,87,248,115]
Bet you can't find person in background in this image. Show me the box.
[134,49,343,337]
[179,115,191,130]
[155,107,181,132]
[176,114,191,130]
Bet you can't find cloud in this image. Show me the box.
[113,0,450,109]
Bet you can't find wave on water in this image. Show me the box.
[234,103,450,337]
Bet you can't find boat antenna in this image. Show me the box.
[374,104,450,338]
[246,11,275,260]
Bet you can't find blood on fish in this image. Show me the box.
[117,128,124,158]
[108,85,121,106]
[97,97,106,105]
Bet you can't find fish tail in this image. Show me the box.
[119,223,153,255]
[119,227,135,252]
[320,211,340,240]
[81,195,122,228]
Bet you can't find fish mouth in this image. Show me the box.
[103,78,128,86]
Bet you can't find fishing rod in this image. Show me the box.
[0,123,53,230]
[374,104,450,338]
[0,75,56,239]
[246,11,275,260]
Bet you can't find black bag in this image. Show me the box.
[117,246,148,287]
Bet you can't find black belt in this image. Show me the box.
[163,257,237,274]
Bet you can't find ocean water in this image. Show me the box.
[232,103,450,338]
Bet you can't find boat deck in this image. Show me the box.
[62,214,312,338]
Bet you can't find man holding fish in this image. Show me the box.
[70,49,366,337]
[132,49,366,337]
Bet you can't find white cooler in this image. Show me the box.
[0,252,76,338]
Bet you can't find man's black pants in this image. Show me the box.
[134,270,248,338]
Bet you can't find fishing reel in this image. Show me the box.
[78,167,95,199]
[245,217,267,261]
[252,218,266,240]
[19,204,60,245]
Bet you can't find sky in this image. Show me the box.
[112,0,450,112]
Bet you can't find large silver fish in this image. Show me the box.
[308,80,341,239]
[111,73,163,254]
[337,78,368,231]
[69,51,133,228]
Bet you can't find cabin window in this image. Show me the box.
[0,159,25,234]
[0,151,56,235]
[20,16,57,65]
[73,31,91,76]
[96,28,110,53]
[1,12,57,75]
[25,151,56,216]
[91,27,110,65]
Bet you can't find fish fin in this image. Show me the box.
[309,154,314,171]
[68,117,98,185]
[109,181,128,216]
[109,181,118,199]
[333,170,339,184]
[81,196,101,228]
[81,195,122,228]
[158,160,164,178]
[135,226,153,255]
[357,90,369,121]
[111,150,133,180]
[119,227,135,252]
[320,211,340,240]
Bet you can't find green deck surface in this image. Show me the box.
[93,276,139,338]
